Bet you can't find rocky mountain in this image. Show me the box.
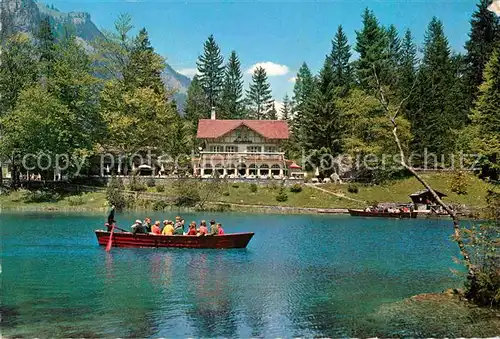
[0,0,191,111]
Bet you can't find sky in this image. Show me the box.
[49,0,480,106]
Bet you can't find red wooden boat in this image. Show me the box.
[95,230,254,249]
[348,209,417,219]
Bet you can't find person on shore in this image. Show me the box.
[208,220,217,235]
[151,221,162,235]
[198,220,208,236]
[162,220,175,235]
[131,219,146,234]
[217,223,225,235]
[187,221,198,235]
[143,217,152,233]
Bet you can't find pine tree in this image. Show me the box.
[386,24,402,80]
[184,75,210,136]
[122,28,165,95]
[354,8,388,88]
[280,94,292,122]
[37,16,56,71]
[246,66,273,120]
[292,62,315,139]
[413,17,456,155]
[464,0,500,105]
[196,35,225,108]
[330,25,352,93]
[220,51,243,119]
[399,29,418,96]
[469,49,500,180]
[268,103,278,120]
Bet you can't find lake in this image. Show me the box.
[1,212,469,337]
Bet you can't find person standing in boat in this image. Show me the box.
[162,220,175,235]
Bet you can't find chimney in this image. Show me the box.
[211,106,216,120]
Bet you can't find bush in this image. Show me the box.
[67,195,84,206]
[106,175,126,210]
[276,185,288,202]
[290,183,302,193]
[222,191,230,196]
[146,178,156,188]
[128,176,146,192]
[22,189,61,203]
[152,200,169,211]
[451,171,468,195]
[232,184,239,189]
[173,180,201,207]
[269,180,279,190]
[155,184,166,193]
[347,184,359,194]
[250,183,258,193]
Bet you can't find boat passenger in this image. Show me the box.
[143,217,152,233]
[151,221,162,235]
[131,219,146,234]
[198,220,208,236]
[217,223,225,235]
[162,220,175,235]
[208,220,217,235]
[187,222,198,235]
[174,221,184,235]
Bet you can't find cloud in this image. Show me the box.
[246,62,289,76]
[288,76,296,83]
[176,68,199,78]
[488,0,500,15]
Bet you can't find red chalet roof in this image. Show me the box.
[197,119,289,140]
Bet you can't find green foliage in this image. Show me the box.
[184,75,210,137]
[290,184,303,193]
[173,180,201,207]
[280,94,292,122]
[128,176,147,192]
[246,66,274,119]
[155,184,165,193]
[450,171,469,195]
[222,191,230,196]
[276,185,289,202]
[197,35,225,108]
[67,195,85,206]
[106,175,126,210]
[330,25,353,92]
[146,178,156,187]
[347,184,359,194]
[22,189,61,203]
[469,49,500,181]
[249,183,258,193]
[232,184,239,189]
[152,200,169,211]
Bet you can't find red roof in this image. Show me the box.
[197,119,289,140]
[289,162,302,169]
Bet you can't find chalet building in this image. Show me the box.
[193,111,292,178]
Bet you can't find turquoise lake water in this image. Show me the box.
[1,212,465,337]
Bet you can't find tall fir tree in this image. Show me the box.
[330,25,353,93]
[354,8,388,88]
[184,75,210,136]
[268,103,278,120]
[246,66,274,119]
[469,49,500,180]
[196,35,225,109]
[280,94,292,123]
[398,29,418,119]
[414,17,457,155]
[385,24,402,81]
[292,62,315,140]
[220,51,243,119]
[122,28,165,95]
[37,16,56,78]
[464,0,500,106]
[301,57,341,155]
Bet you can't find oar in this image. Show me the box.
[105,224,115,252]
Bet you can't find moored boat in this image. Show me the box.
[348,209,417,219]
[95,230,254,249]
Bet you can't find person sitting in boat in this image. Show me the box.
[151,221,162,235]
[198,220,208,236]
[162,220,175,235]
[173,221,184,235]
[187,222,198,235]
[208,220,218,235]
[131,219,146,234]
[217,223,225,235]
[143,217,152,233]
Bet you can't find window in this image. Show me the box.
[226,146,238,153]
[209,145,223,152]
[248,146,262,153]
[265,146,277,153]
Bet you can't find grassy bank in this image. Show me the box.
[0,173,496,213]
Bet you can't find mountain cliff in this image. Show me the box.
[0,0,190,110]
